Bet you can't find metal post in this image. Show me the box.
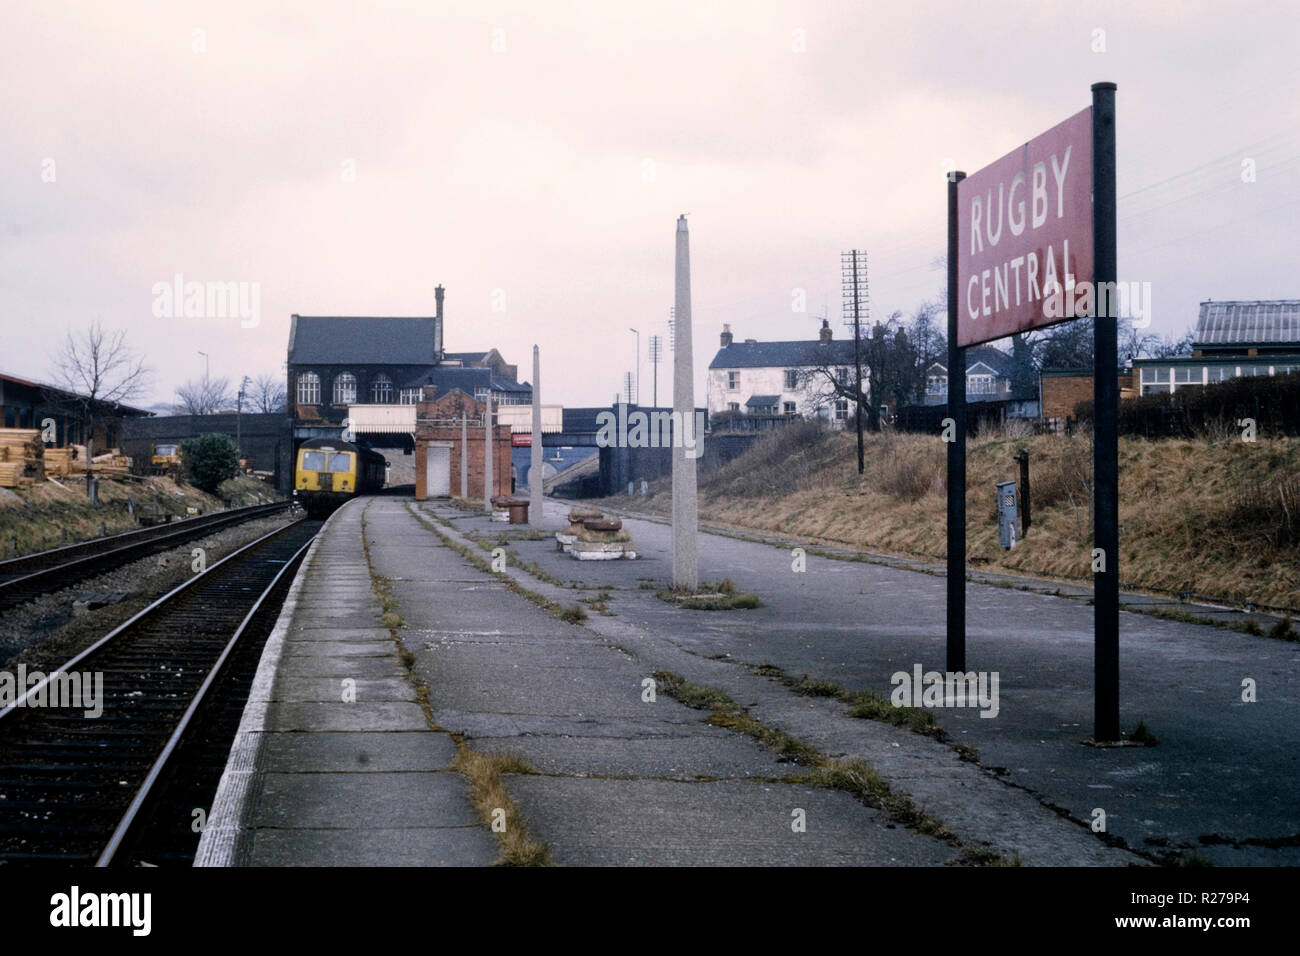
[1017,448,1031,537]
[460,411,468,498]
[483,391,493,513]
[946,170,967,673]
[530,345,543,528]
[1092,82,1120,742]
[629,328,640,405]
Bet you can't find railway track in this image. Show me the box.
[0,501,292,612]
[0,517,321,865]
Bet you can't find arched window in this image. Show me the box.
[296,371,321,405]
[369,374,394,403]
[333,372,357,405]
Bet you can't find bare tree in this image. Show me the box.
[249,373,287,413]
[1145,330,1195,359]
[47,321,151,495]
[174,377,235,415]
[796,311,920,432]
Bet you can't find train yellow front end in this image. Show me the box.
[294,438,386,517]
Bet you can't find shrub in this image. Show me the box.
[1074,370,1300,439]
[180,433,240,494]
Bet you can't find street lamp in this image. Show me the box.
[628,328,640,405]
[198,351,209,383]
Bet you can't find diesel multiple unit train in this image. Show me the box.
[293,438,387,517]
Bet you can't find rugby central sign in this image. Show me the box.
[956,106,1093,347]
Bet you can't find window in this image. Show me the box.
[1140,367,1163,384]
[927,375,946,395]
[302,451,326,471]
[1207,366,1231,382]
[784,370,798,389]
[399,387,421,405]
[968,374,994,395]
[727,371,739,390]
[1174,367,1198,383]
[783,401,797,415]
[333,372,357,405]
[727,402,740,412]
[836,367,851,385]
[834,399,849,421]
[327,452,352,473]
[369,374,394,403]
[296,371,321,405]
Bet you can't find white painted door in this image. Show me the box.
[426,445,451,497]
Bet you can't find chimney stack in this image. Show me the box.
[819,318,832,344]
[720,324,733,347]
[434,284,445,359]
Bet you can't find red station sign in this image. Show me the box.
[956,106,1094,347]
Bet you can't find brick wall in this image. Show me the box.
[1041,373,1135,421]
[122,413,293,493]
[413,389,512,500]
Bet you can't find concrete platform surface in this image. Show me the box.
[200,493,1295,866]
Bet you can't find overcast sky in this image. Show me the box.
[3,0,1298,409]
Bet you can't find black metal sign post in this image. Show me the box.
[1091,82,1120,742]
[946,170,967,673]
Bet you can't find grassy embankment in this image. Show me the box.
[598,421,1300,612]
[0,474,282,558]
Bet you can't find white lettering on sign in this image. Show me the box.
[956,107,1094,347]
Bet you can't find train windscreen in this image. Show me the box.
[327,453,353,472]
[302,451,327,471]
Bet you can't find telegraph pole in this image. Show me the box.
[841,250,870,474]
[649,335,663,408]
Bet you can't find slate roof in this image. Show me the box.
[442,351,492,365]
[925,345,1013,376]
[1194,300,1300,347]
[400,366,530,395]
[745,394,779,408]
[288,315,439,365]
[709,339,860,370]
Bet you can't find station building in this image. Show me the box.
[286,286,531,489]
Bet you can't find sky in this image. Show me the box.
[2,0,1298,409]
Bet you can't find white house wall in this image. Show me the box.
[707,364,870,420]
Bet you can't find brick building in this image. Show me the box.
[0,370,150,448]
[1040,369,1135,423]
[413,388,512,501]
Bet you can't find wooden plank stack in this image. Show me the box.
[0,429,45,487]
[43,445,81,478]
[91,452,131,478]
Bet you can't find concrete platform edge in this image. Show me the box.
[193,509,330,867]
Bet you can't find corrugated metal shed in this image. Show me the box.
[1195,300,1300,347]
